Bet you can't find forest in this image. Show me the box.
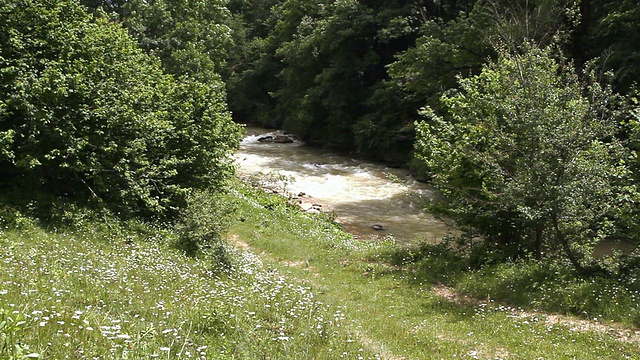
[1,0,640,358]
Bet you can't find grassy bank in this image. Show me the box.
[229,185,640,359]
[389,243,640,328]
[1,184,639,359]
[0,211,366,358]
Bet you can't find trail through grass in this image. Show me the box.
[229,187,640,359]
[0,219,368,358]
[1,185,639,359]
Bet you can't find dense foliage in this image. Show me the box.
[227,0,430,162]
[226,0,639,158]
[1,2,640,357]
[416,44,636,273]
[1,0,639,273]
[226,0,640,272]
[0,0,241,219]
[82,0,232,80]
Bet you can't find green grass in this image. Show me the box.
[0,214,367,358]
[229,185,640,359]
[456,259,640,327]
[1,184,639,359]
[385,242,640,328]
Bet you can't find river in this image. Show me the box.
[235,127,453,245]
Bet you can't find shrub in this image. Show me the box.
[415,43,635,272]
[0,0,241,219]
[175,190,237,266]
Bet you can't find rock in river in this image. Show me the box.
[273,135,294,143]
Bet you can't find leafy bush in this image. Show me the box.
[175,190,237,265]
[0,308,40,359]
[0,0,241,219]
[0,206,36,231]
[415,43,636,272]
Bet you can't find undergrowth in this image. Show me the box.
[229,183,640,359]
[1,183,639,359]
[388,242,640,328]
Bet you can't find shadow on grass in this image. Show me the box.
[371,241,640,328]
[420,295,478,323]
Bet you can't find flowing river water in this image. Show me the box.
[235,127,454,246]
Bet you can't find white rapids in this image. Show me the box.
[235,127,454,245]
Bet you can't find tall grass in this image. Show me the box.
[0,214,368,358]
[2,184,639,359]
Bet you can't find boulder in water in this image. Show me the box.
[273,135,294,143]
[257,135,274,142]
[298,202,314,211]
[372,224,385,231]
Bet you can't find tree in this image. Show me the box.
[82,0,232,81]
[415,43,634,272]
[224,0,282,125]
[584,0,640,92]
[389,0,573,112]
[271,0,433,158]
[225,0,454,162]
[273,0,364,149]
[0,0,241,219]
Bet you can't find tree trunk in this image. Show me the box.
[534,223,543,260]
[570,0,592,69]
[552,216,586,274]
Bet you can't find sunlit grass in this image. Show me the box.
[0,216,369,358]
[230,185,640,359]
[2,184,639,359]
[386,242,640,328]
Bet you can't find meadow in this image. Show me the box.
[1,184,639,359]
[0,210,366,359]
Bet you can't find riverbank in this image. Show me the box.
[230,183,640,357]
[1,184,639,358]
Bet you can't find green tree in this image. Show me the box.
[584,0,640,92]
[389,0,573,112]
[415,43,634,273]
[226,0,457,162]
[83,0,232,81]
[0,0,241,218]
[268,0,333,143]
[391,0,582,177]
[271,0,434,158]
[224,0,284,126]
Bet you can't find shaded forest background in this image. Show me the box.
[222,0,640,275]
[224,0,639,164]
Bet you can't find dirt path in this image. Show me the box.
[228,203,640,360]
[432,284,640,346]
